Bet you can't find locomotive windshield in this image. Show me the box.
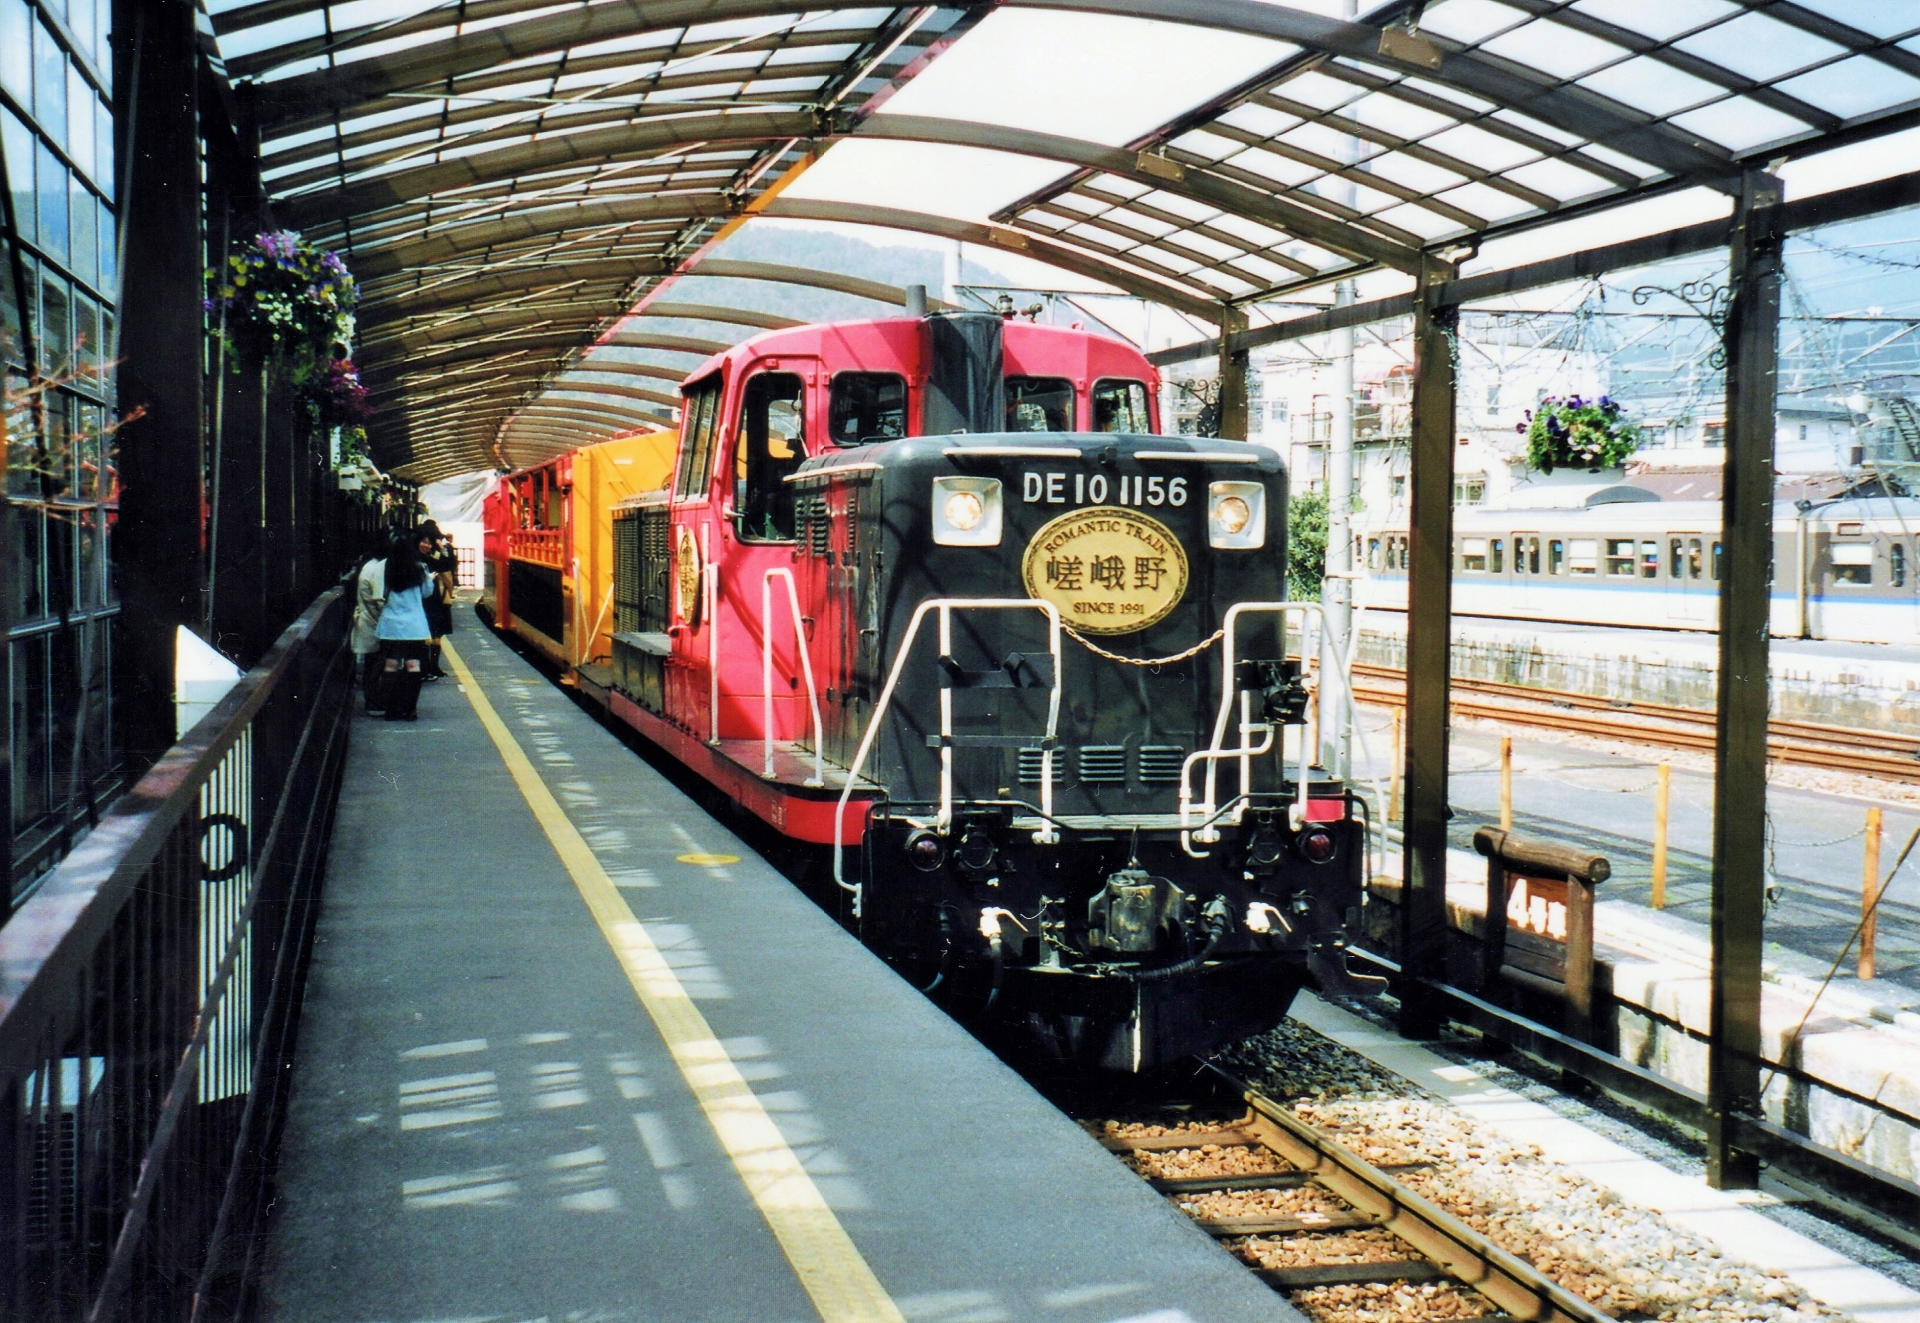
[1006,376,1072,431]
[1092,379,1151,433]
[829,372,907,446]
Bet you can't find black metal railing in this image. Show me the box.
[0,586,354,1321]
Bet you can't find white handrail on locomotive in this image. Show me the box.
[705,523,720,747]
[1181,602,1358,858]
[761,567,826,788]
[831,598,1065,917]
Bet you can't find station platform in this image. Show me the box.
[260,620,1298,1323]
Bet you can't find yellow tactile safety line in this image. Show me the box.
[442,640,905,1323]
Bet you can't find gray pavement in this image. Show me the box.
[262,618,1301,1323]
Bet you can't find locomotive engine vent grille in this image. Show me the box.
[1138,746,1186,785]
[1078,746,1127,784]
[844,488,858,556]
[803,496,830,556]
[1016,748,1059,786]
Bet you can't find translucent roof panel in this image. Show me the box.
[205,0,1920,479]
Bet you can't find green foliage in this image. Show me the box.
[1520,394,1640,474]
[1287,488,1328,601]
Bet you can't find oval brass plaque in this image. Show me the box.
[1021,506,1188,635]
[676,525,702,625]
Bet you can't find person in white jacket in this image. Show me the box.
[351,546,388,713]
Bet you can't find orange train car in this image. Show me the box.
[480,429,676,672]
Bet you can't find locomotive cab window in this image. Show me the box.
[733,372,807,542]
[676,380,722,500]
[1091,379,1151,433]
[829,372,906,446]
[1006,376,1073,431]
[1830,542,1873,585]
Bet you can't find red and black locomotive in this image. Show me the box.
[490,298,1376,1070]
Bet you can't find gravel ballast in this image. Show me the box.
[1215,1020,1844,1323]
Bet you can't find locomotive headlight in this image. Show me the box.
[946,490,985,530]
[932,476,1003,546]
[1208,481,1266,549]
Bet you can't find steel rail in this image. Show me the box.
[1347,665,1920,783]
[1098,1071,1615,1323]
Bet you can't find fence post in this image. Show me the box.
[1499,736,1513,831]
[1861,806,1883,980]
[1652,762,1671,910]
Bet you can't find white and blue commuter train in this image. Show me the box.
[1354,495,1920,645]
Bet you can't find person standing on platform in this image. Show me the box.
[418,520,457,679]
[375,529,436,721]
[351,544,389,713]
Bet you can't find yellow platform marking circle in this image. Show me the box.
[1021,505,1189,635]
[677,852,740,866]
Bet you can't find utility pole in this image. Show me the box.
[1323,279,1355,777]
[1320,0,1359,779]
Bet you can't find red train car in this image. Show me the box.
[494,303,1375,1071]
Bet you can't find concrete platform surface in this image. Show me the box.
[260,620,1299,1323]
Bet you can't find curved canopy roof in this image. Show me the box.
[207,0,1920,481]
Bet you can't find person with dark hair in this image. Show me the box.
[374,528,436,720]
[417,519,457,678]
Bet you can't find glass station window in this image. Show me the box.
[1091,378,1150,432]
[1006,376,1073,431]
[733,372,805,542]
[1830,542,1873,585]
[675,380,721,499]
[828,371,905,446]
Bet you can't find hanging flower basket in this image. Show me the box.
[300,357,373,429]
[206,230,358,361]
[1518,395,1640,474]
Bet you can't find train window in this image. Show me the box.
[1669,539,1683,578]
[1548,539,1564,574]
[1367,538,1381,569]
[828,372,906,446]
[1091,379,1151,433]
[1688,539,1703,579]
[1710,541,1722,580]
[732,373,807,542]
[1523,537,1539,574]
[1006,376,1073,431]
[1894,544,1907,588]
[675,380,722,500]
[1604,539,1635,577]
[1569,539,1597,576]
[1639,540,1659,579]
[1830,542,1873,585]
[1489,538,1504,573]
[1461,538,1487,572]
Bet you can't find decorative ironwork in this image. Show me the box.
[1632,277,1735,369]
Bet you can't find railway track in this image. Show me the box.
[1350,664,1920,783]
[1095,1071,1612,1323]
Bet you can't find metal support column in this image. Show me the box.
[1217,305,1249,441]
[1398,258,1458,1038]
[1707,171,1782,1190]
[111,0,204,761]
